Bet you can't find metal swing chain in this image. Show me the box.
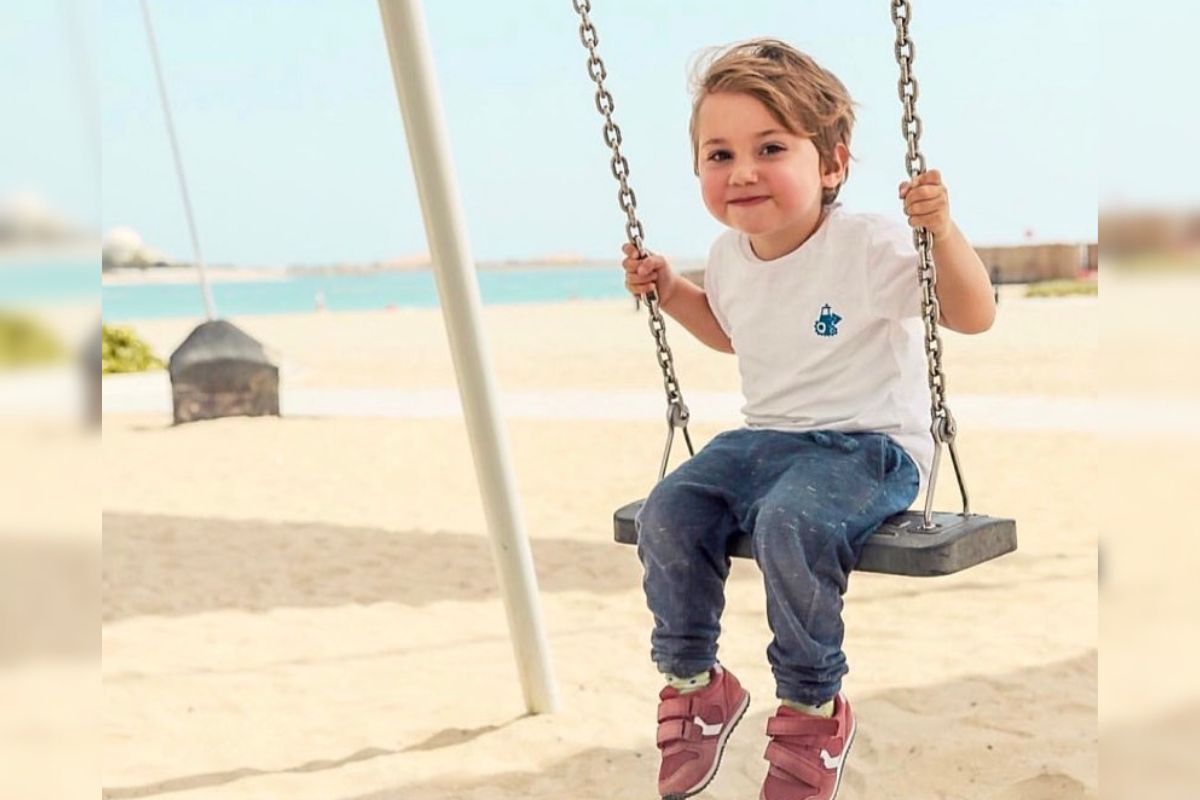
[570,0,695,481]
[892,0,971,526]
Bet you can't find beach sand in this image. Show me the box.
[103,291,1098,799]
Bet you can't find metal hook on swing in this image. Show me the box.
[921,408,970,529]
[657,399,695,482]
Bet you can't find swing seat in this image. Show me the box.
[613,500,1016,577]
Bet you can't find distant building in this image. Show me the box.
[974,243,1095,284]
[1099,210,1200,257]
[102,226,170,270]
[0,193,81,245]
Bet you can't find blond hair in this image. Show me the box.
[689,39,856,204]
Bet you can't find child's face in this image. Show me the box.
[695,92,846,257]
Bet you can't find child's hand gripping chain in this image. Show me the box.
[621,243,678,306]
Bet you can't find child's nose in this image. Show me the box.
[730,167,757,185]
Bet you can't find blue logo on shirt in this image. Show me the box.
[814,304,842,337]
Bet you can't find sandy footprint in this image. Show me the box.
[990,772,1089,799]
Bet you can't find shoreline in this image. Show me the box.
[100,258,706,286]
[0,242,98,263]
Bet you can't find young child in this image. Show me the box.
[621,40,995,800]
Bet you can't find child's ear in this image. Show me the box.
[823,143,850,186]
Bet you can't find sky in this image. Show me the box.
[4,1,1195,266]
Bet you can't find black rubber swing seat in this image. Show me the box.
[614,500,1016,577]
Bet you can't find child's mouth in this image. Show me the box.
[728,196,769,207]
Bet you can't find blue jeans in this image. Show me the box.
[635,428,919,705]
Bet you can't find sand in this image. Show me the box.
[102,289,1098,799]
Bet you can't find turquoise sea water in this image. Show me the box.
[0,259,98,306]
[99,265,630,321]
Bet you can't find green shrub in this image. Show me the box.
[102,324,165,374]
[1024,279,1098,299]
[0,311,69,367]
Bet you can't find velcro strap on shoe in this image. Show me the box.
[764,741,826,788]
[657,696,693,722]
[657,718,700,747]
[766,715,838,738]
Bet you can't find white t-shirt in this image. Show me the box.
[704,205,934,492]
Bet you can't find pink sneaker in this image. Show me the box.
[655,665,751,799]
[760,694,856,800]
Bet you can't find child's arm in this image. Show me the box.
[621,244,734,354]
[899,170,997,334]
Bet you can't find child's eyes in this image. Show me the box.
[705,144,785,163]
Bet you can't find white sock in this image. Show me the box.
[783,698,835,718]
[665,670,712,694]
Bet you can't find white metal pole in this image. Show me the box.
[376,0,558,714]
[139,0,216,320]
